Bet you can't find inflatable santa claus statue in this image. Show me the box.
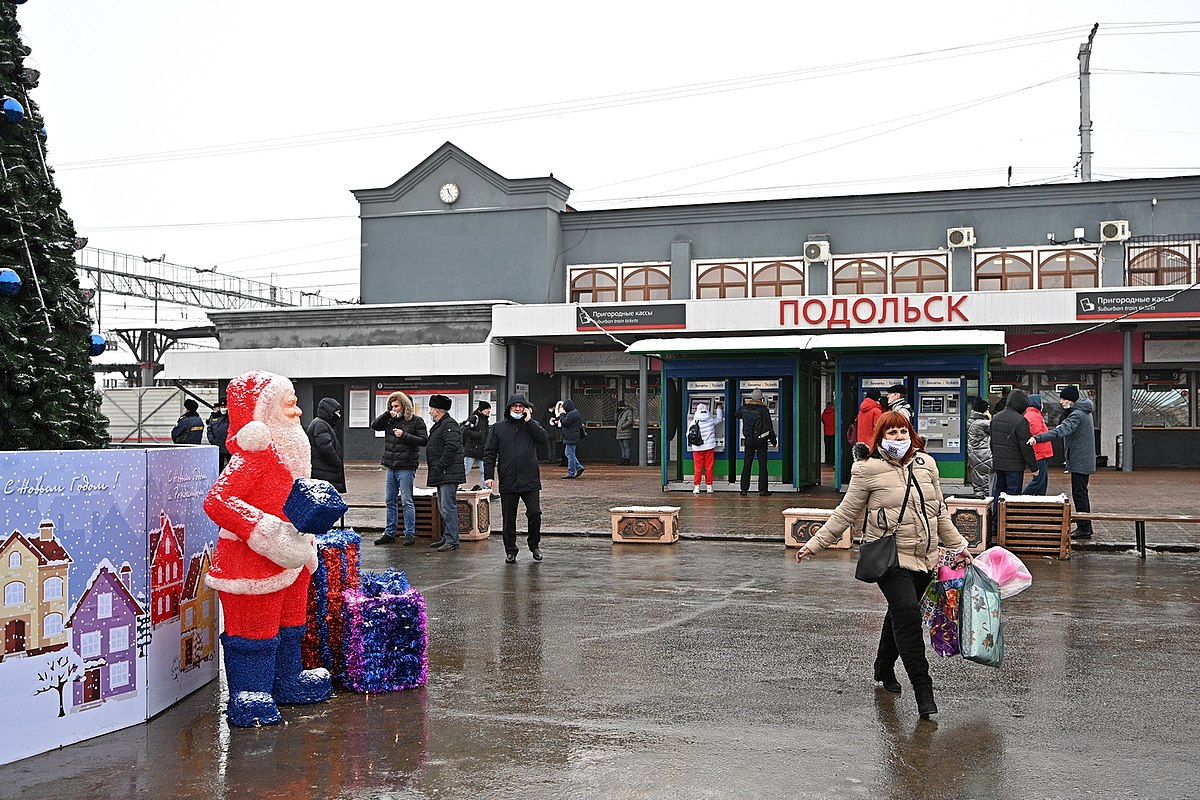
[204,370,333,727]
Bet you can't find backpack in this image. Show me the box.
[687,421,704,447]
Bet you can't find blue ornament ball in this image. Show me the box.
[1,97,25,124]
[89,334,107,357]
[0,267,22,297]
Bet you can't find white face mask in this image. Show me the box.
[510,410,526,420]
[880,439,911,460]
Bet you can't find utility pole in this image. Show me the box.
[1078,23,1099,182]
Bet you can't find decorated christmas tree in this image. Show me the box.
[0,4,108,449]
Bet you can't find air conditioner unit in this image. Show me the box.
[803,240,831,263]
[1100,219,1131,242]
[947,226,976,248]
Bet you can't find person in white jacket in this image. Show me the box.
[690,401,723,493]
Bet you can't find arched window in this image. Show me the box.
[832,259,886,295]
[751,261,805,297]
[569,269,617,303]
[43,576,64,600]
[1039,250,1099,289]
[43,613,64,637]
[622,266,670,301]
[695,263,747,299]
[975,253,1033,291]
[7,551,19,569]
[4,581,25,606]
[1128,247,1191,287]
[892,257,948,294]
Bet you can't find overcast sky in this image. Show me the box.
[17,2,1200,327]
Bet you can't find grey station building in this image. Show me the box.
[163,142,1200,491]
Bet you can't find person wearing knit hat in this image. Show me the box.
[735,388,777,495]
[425,394,465,551]
[1030,386,1096,539]
[171,398,205,444]
[484,394,550,562]
[203,370,331,727]
[462,400,493,489]
[885,384,912,419]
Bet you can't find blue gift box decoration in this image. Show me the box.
[284,478,348,534]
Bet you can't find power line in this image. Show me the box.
[55,26,1092,171]
[84,214,355,232]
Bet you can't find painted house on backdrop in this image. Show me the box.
[149,513,183,628]
[0,520,72,659]
[67,559,145,709]
[178,546,216,672]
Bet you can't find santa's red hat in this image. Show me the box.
[225,370,295,453]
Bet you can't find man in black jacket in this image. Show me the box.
[484,394,549,563]
[461,400,492,488]
[370,391,428,546]
[989,389,1038,525]
[171,399,205,444]
[425,394,465,552]
[206,396,230,469]
[306,397,346,492]
[735,389,777,496]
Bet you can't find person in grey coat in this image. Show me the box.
[615,402,635,465]
[965,397,992,498]
[1029,386,1096,539]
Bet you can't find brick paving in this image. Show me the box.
[340,460,1200,549]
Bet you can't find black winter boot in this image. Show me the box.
[915,686,938,719]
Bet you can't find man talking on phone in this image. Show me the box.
[483,394,549,564]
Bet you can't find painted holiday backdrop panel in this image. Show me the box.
[0,449,149,765]
[144,446,220,717]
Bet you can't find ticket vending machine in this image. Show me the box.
[914,378,966,478]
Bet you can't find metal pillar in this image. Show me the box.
[638,356,649,467]
[1078,23,1098,182]
[1122,325,1134,472]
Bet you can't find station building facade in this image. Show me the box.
[162,143,1200,491]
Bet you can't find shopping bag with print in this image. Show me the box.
[959,564,1003,668]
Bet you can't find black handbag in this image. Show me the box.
[854,465,915,583]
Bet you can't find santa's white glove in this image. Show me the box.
[247,513,314,570]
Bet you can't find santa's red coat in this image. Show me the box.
[204,446,314,595]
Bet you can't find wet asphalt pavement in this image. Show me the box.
[4,530,1199,799]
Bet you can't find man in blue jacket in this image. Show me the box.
[484,394,549,563]
[171,399,204,444]
[1030,386,1096,540]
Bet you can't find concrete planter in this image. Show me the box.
[610,506,681,544]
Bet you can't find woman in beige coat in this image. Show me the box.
[797,411,972,719]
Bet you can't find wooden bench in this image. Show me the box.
[1072,512,1200,560]
[341,488,442,538]
[998,494,1071,560]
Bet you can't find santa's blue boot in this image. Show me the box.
[273,624,333,704]
[221,633,282,727]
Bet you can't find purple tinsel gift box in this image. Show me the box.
[284,478,348,534]
[341,570,428,693]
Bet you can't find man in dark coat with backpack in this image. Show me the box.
[484,394,549,563]
[735,388,776,496]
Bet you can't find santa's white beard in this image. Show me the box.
[272,420,312,479]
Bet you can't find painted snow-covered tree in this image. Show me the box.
[0,4,108,450]
[34,653,79,718]
[136,602,152,657]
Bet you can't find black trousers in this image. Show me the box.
[875,568,934,691]
[500,490,542,556]
[741,440,771,493]
[823,434,835,465]
[1071,472,1092,533]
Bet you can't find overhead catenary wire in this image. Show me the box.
[54,26,1099,172]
